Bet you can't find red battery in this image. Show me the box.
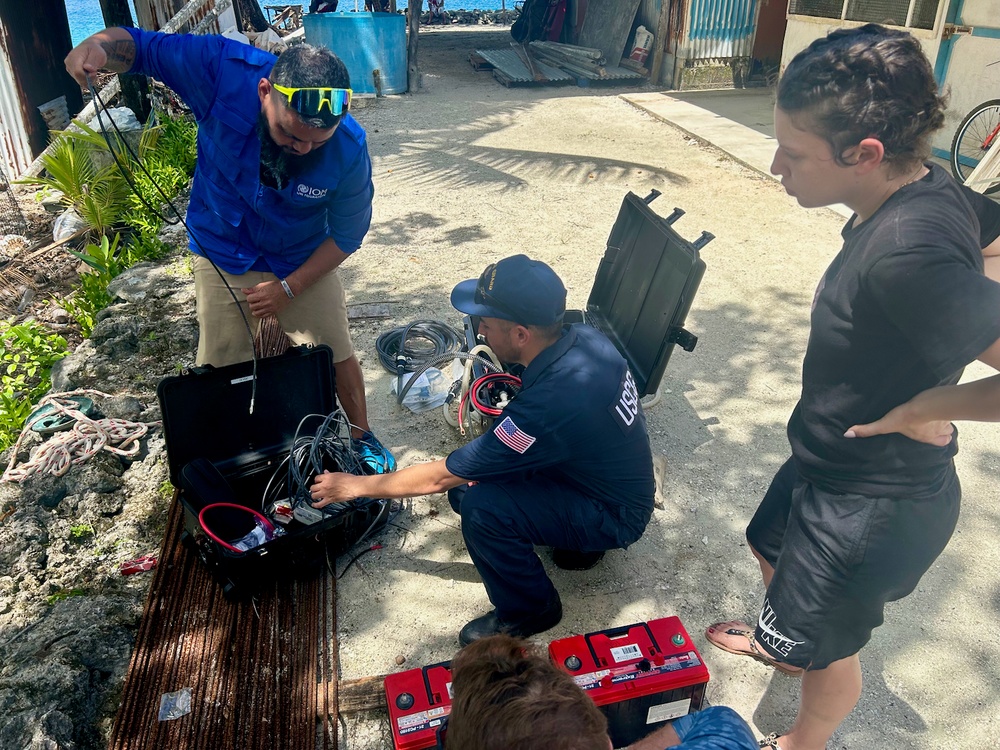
[383,662,453,750]
[548,616,710,748]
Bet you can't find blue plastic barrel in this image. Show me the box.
[304,12,408,95]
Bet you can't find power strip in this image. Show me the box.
[292,503,325,525]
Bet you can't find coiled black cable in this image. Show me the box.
[376,319,463,403]
[376,319,463,373]
[260,409,371,512]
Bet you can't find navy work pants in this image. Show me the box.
[448,477,647,622]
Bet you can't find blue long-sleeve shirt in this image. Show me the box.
[125,28,374,276]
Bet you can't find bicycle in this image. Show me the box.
[950,99,1000,195]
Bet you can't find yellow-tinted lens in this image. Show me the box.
[272,84,352,116]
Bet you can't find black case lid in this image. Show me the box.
[156,345,336,485]
[586,192,708,396]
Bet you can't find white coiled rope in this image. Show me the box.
[1,390,158,483]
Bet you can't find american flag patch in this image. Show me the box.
[494,416,536,454]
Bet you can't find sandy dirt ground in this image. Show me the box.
[330,26,1000,749]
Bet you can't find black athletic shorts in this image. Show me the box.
[746,458,960,670]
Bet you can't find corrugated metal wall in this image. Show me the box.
[0,38,30,176]
[0,0,83,177]
[688,0,758,61]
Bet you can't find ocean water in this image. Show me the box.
[67,0,509,47]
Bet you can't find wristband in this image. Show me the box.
[280,278,295,299]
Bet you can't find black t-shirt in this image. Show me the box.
[446,324,655,529]
[788,164,1000,497]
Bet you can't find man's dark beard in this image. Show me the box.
[257,113,323,190]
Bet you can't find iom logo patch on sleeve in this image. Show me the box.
[296,184,329,199]
[609,369,640,433]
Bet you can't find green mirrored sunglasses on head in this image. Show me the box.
[271,84,352,117]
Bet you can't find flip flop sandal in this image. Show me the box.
[759,733,784,749]
[704,622,804,677]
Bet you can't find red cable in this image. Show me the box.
[198,502,275,554]
[470,373,522,417]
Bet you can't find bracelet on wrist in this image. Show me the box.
[280,278,295,299]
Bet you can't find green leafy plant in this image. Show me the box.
[123,115,197,238]
[60,275,107,338]
[16,121,134,235]
[0,319,69,451]
[158,480,175,500]
[59,233,129,336]
[69,523,95,541]
[70,231,128,276]
[0,391,34,450]
[125,226,170,264]
[46,588,86,605]
[2,113,197,448]
[17,115,195,238]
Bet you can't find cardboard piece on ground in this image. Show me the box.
[347,302,392,320]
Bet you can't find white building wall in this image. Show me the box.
[780,17,941,70]
[778,1,1000,157]
[938,0,1000,153]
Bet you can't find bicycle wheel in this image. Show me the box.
[950,99,1000,195]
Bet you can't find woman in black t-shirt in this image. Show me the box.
[704,24,1000,750]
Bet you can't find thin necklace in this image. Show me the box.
[895,166,926,192]
[857,166,927,226]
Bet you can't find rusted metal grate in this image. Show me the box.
[109,494,337,750]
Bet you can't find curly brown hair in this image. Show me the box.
[777,24,948,175]
[446,635,609,750]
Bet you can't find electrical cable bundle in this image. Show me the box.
[458,372,521,432]
[375,320,515,432]
[443,345,503,436]
[261,409,376,516]
[376,320,464,402]
[467,372,522,417]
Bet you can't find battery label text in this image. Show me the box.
[646,698,691,724]
[610,643,643,663]
[397,706,450,736]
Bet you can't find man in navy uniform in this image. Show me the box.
[310,255,655,644]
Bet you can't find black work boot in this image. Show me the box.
[458,596,563,646]
[552,548,605,571]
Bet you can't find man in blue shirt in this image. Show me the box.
[310,255,655,644]
[64,28,394,471]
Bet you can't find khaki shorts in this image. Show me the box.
[192,254,354,367]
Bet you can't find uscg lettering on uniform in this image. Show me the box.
[296,184,329,199]
[610,369,640,432]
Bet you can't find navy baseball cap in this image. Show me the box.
[450,255,567,326]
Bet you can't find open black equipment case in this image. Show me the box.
[579,190,710,396]
[464,190,710,396]
[157,345,388,598]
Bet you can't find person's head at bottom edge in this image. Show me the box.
[446,634,610,750]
